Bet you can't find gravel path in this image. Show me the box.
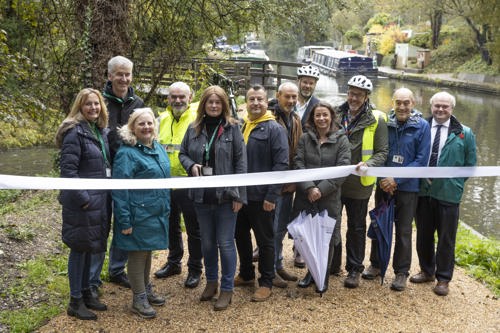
[38,218,499,333]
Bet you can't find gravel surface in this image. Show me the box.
[37,216,499,333]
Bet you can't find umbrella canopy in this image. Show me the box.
[288,210,336,293]
[367,196,395,285]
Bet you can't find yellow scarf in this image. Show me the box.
[242,111,276,143]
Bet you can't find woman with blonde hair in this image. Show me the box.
[55,88,111,320]
[179,86,247,311]
[112,107,171,319]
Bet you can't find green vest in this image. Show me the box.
[360,109,387,186]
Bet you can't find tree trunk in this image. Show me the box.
[430,10,442,49]
[464,18,492,65]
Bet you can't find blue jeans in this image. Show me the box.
[108,243,128,277]
[89,251,105,288]
[194,202,237,291]
[274,192,293,270]
[68,250,91,298]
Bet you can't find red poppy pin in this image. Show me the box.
[459,133,465,139]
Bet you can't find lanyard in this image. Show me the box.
[205,120,221,165]
[91,123,110,167]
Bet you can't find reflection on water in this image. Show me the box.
[316,76,500,240]
[0,147,56,176]
[0,77,498,239]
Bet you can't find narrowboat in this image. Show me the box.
[296,45,335,64]
[311,49,378,77]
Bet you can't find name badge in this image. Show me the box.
[392,155,404,164]
[202,166,213,176]
[106,168,112,178]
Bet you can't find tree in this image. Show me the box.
[446,0,497,65]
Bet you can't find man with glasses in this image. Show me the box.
[335,75,388,289]
[411,91,476,296]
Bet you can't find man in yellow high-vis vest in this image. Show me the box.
[154,82,203,289]
[335,75,388,289]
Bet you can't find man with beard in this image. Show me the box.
[154,82,203,289]
[335,75,388,289]
[235,85,289,302]
[296,64,321,130]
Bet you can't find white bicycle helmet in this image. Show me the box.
[347,75,373,93]
[297,65,320,80]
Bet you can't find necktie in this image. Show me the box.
[429,125,442,167]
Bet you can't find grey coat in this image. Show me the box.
[292,127,351,245]
[179,122,247,204]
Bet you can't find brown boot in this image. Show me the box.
[214,290,233,311]
[251,286,272,302]
[200,281,218,301]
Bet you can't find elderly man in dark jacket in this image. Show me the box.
[93,56,145,290]
[235,85,289,302]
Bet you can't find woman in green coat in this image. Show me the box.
[112,107,170,319]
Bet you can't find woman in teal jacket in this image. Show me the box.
[112,107,170,319]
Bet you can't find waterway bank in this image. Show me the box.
[378,66,500,95]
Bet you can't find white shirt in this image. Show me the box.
[430,118,450,164]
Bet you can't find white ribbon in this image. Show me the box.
[0,166,498,190]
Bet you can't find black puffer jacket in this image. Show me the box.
[103,81,145,161]
[58,121,111,253]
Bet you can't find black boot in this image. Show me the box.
[298,271,314,288]
[67,296,97,320]
[83,288,107,311]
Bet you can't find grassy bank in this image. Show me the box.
[0,190,498,332]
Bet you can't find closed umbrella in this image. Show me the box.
[288,210,336,294]
[367,196,395,285]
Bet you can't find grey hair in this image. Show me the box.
[169,82,192,96]
[118,107,157,146]
[430,91,456,108]
[278,81,298,93]
[108,55,133,74]
[393,87,415,102]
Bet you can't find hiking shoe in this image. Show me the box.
[410,271,434,284]
[251,287,272,302]
[362,265,381,280]
[131,292,156,319]
[344,271,360,289]
[146,283,165,306]
[234,275,255,287]
[277,268,298,282]
[293,248,306,268]
[390,273,407,291]
[272,274,288,288]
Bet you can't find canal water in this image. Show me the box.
[0,76,498,239]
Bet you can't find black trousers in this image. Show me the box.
[415,196,460,282]
[369,189,417,275]
[235,201,275,288]
[167,188,203,275]
[341,196,370,273]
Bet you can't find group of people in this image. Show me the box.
[55,55,477,321]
